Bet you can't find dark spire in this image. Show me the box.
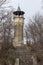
[17,6,21,11]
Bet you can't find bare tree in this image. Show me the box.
[0,0,6,7]
[25,14,43,45]
[0,8,14,49]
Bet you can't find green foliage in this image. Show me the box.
[7,55,15,63]
[0,58,4,64]
[0,47,15,65]
[0,55,15,65]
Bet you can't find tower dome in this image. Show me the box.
[13,6,25,16]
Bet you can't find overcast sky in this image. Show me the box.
[2,0,43,23]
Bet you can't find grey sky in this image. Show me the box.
[2,0,43,22]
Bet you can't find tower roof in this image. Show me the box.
[13,6,25,16]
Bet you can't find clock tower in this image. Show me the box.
[13,6,25,46]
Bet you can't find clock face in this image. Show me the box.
[0,0,6,5]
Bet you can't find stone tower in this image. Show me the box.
[13,6,25,46]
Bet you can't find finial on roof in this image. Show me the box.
[17,5,21,11]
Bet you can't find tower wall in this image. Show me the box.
[14,16,24,46]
